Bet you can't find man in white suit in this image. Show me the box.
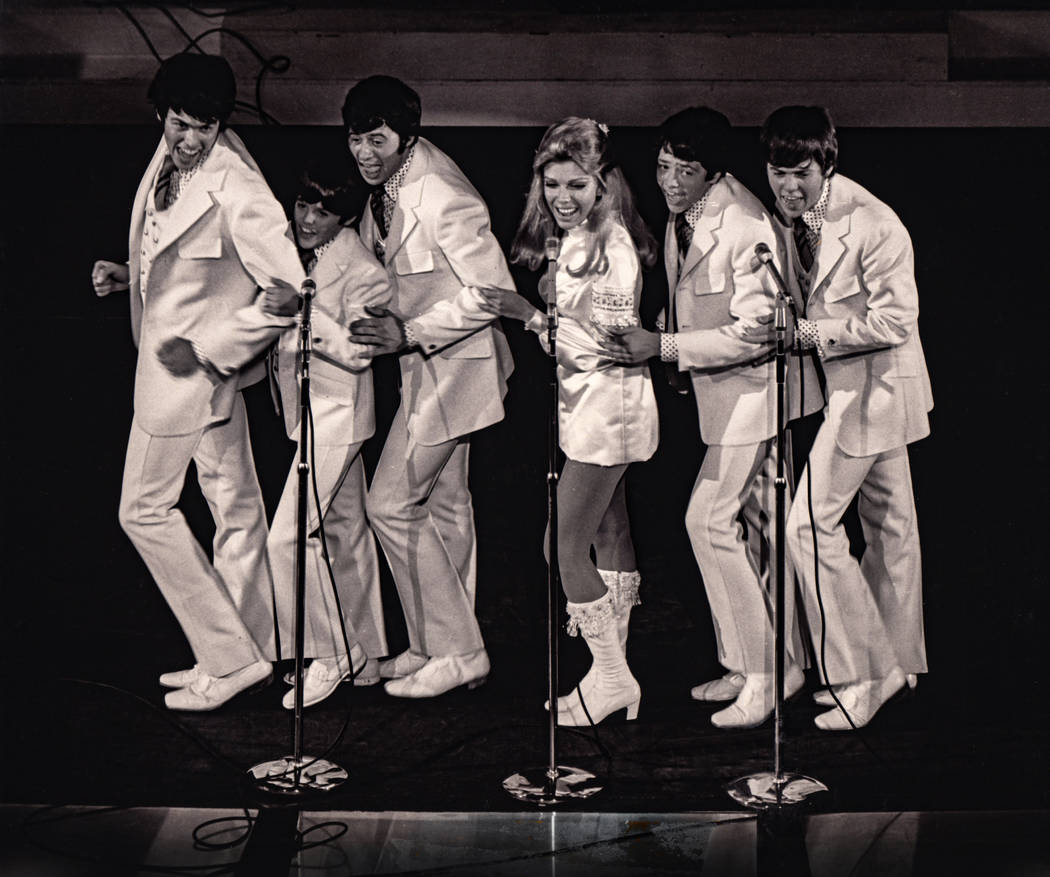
[261,156,392,709]
[762,106,932,730]
[91,54,303,710]
[605,107,821,729]
[344,76,515,698]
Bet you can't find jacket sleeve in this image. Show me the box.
[312,246,394,372]
[188,172,305,374]
[406,183,513,354]
[676,211,778,370]
[813,217,918,359]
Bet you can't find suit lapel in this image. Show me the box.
[155,165,226,256]
[679,194,723,283]
[311,227,353,290]
[813,180,851,293]
[381,142,430,264]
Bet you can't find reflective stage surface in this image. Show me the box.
[3,805,1047,876]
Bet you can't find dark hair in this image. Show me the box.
[148,53,236,127]
[296,151,366,223]
[511,117,657,274]
[656,106,731,177]
[341,75,421,152]
[760,105,838,174]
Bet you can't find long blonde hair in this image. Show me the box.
[511,117,657,275]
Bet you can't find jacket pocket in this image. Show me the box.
[823,281,863,304]
[439,329,493,360]
[691,269,726,296]
[393,248,435,276]
[178,239,222,260]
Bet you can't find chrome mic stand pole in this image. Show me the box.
[251,278,348,795]
[503,236,602,805]
[728,243,826,810]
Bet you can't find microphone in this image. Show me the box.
[543,236,559,353]
[752,242,790,299]
[299,277,316,300]
[543,236,560,303]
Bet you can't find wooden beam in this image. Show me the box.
[4,79,1048,127]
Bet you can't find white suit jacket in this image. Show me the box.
[667,173,822,446]
[127,130,304,436]
[358,137,514,446]
[274,226,392,445]
[774,174,933,458]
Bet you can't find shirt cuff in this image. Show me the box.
[190,339,224,378]
[795,318,826,359]
[402,320,419,350]
[659,332,679,363]
[525,311,547,335]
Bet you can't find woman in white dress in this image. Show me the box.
[480,117,658,725]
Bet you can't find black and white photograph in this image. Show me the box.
[1,1,1048,874]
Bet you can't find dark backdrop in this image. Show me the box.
[1,124,1048,806]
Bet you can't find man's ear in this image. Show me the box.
[399,134,419,154]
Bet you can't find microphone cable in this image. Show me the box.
[88,2,291,124]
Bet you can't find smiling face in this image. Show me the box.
[347,123,407,187]
[766,158,830,220]
[161,108,219,171]
[656,146,716,215]
[542,160,599,230]
[293,198,343,250]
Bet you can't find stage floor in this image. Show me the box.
[5,805,1049,876]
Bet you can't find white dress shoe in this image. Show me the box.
[377,649,429,680]
[384,650,489,698]
[711,664,804,729]
[282,645,377,709]
[813,671,917,707]
[164,660,272,711]
[159,664,202,689]
[690,671,746,703]
[282,653,380,688]
[814,666,907,731]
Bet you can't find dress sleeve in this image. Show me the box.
[590,231,641,330]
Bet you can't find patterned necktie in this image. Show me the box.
[794,218,816,273]
[154,156,176,211]
[370,188,390,238]
[674,211,693,261]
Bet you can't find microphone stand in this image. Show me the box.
[503,237,602,806]
[250,278,348,796]
[728,246,826,810]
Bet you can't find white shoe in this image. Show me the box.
[555,596,640,727]
[377,649,429,680]
[814,667,907,731]
[159,664,202,689]
[690,671,746,703]
[548,572,636,713]
[282,645,373,709]
[384,649,489,698]
[164,660,272,711]
[711,665,804,729]
[814,672,917,707]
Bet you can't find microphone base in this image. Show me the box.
[502,764,602,807]
[248,756,349,796]
[727,771,828,810]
